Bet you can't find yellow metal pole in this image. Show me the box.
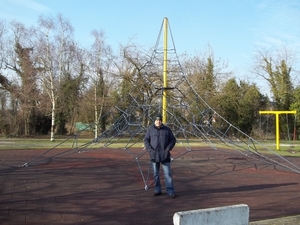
[259,110,296,150]
[259,111,296,114]
[276,113,280,150]
[162,17,168,124]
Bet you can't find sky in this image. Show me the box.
[1,0,300,96]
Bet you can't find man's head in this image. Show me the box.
[154,115,162,127]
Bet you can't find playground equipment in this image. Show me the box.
[259,110,297,150]
[162,17,168,123]
[21,18,300,188]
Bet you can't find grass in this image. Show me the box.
[0,137,144,150]
[0,137,91,150]
[0,137,300,157]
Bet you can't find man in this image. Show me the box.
[144,115,176,198]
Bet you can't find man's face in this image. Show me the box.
[155,119,162,127]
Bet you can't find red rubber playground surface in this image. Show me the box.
[0,146,300,225]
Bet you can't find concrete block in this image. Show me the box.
[173,204,249,225]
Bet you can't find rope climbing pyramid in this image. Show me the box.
[21,18,300,189]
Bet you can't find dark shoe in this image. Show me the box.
[154,192,162,196]
[169,193,175,198]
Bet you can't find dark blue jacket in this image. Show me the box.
[144,124,176,162]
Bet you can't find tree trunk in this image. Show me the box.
[50,90,56,141]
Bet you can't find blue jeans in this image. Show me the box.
[152,162,175,195]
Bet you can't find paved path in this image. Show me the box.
[0,147,300,224]
[250,215,300,224]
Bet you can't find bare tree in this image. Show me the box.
[0,21,11,135]
[33,14,83,140]
[86,30,113,138]
[0,21,41,135]
[0,20,6,70]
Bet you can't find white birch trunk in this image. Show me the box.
[50,98,55,141]
[94,83,98,139]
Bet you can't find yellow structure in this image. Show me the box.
[259,110,296,150]
[162,17,168,124]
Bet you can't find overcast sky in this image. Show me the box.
[1,0,300,96]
